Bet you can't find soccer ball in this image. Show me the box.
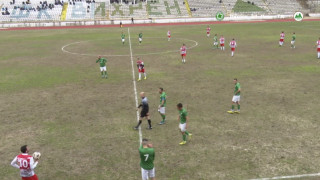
[33,152,41,160]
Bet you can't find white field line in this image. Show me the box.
[61,38,198,57]
[128,28,142,145]
[249,172,320,180]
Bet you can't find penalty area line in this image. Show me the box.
[128,28,143,144]
[249,172,320,180]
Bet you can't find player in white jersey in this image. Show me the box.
[220,35,225,51]
[279,31,285,47]
[316,37,320,59]
[229,38,237,57]
[167,30,171,41]
[11,145,39,180]
[206,26,211,37]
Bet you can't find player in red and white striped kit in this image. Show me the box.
[279,31,285,47]
[180,44,187,63]
[220,35,225,51]
[316,37,320,59]
[229,39,237,57]
[137,58,147,81]
[206,26,211,37]
[167,30,171,41]
[11,145,39,180]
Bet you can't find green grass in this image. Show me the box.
[1,21,320,180]
[233,0,265,12]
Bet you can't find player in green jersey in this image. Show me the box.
[291,32,296,49]
[228,78,241,114]
[213,34,218,49]
[139,32,143,45]
[139,138,156,180]
[177,103,192,145]
[121,32,125,45]
[96,56,107,78]
[158,88,167,125]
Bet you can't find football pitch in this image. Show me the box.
[1,20,320,180]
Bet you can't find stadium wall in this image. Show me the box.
[0,14,305,28]
[309,13,320,17]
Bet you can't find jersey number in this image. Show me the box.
[18,159,28,168]
[144,154,149,161]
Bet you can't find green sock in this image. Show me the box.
[237,105,240,110]
[105,71,107,76]
[101,72,103,76]
[185,131,189,136]
[183,134,186,141]
[231,105,235,110]
[161,114,165,121]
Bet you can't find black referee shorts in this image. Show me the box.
[140,110,149,118]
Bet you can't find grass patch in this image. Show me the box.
[233,0,265,12]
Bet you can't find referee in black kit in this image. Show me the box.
[135,92,153,130]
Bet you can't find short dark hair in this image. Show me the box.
[20,145,27,153]
[142,138,149,146]
[159,87,163,91]
[177,103,183,108]
[234,78,237,81]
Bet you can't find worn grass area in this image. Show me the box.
[0,21,320,180]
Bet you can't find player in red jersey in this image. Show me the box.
[229,38,237,57]
[137,58,147,81]
[220,35,225,51]
[180,44,187,63]
[206,25,211,37]
[167,30,171,41]
[316,37,320,59]
[279,31,285,47]
[11,145,39,180]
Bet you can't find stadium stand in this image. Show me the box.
[0,0,318,22]
[108,1,147,19]
[264,0,304,14]
[0,0,63,21]
[187,0,227,17]
[307,0,320,12]
[108,0,188,19]
[188,0,304,16]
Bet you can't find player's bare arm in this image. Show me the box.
[185,116,188,129]
[235,88,241,95]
